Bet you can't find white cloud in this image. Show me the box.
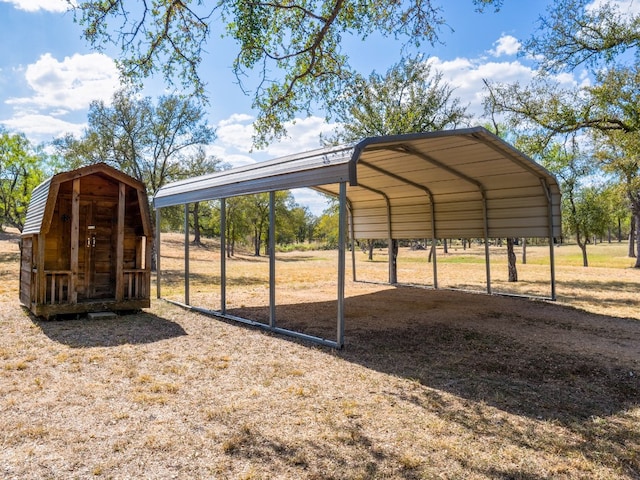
[214,114,337,159]
[1,113,84,142]
[205,144,256,168]
[215,115,256,152]
[263,116,336,157]
[426,54,585,118]
[6,52,120,111]
[1,0,71,12]
[209,114,339,214]
[586,0,640,14]
[427,56,537,117]
[489,34,521,57]
[218,113,254,127]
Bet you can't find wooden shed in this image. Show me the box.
[20,163,153,318]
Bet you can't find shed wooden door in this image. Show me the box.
[77,199,117,300]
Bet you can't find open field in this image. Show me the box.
[1,229,639,479]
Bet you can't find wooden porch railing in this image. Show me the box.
[33,269,149,305]
[123,269,149,300]
[42,270,72,305]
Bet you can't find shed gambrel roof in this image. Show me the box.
[154,127,561,239]
[22,163,152,236]
[22,176,54,235]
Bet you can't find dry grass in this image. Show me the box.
[1,229,639,479]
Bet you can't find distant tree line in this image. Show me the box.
[2,0,639,272]
[0,90,338,257]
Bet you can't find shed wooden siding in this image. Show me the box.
[20,163,153,318]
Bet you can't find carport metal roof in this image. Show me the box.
[154,127,562,348]
[155,127,561,239]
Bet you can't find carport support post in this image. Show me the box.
[350,205,356,282]
[220,198,227,314]
[337,182,347,348]
[431,202,438,289]
[482,193,492,295]
[541,180,557,300]
[156,208,161,299]
[184,203,190,305]
[269,191,276,328]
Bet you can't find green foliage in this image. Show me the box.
[327,56,470,143]
[523,0,640,73]
[314,202,339,248]
[72,0,502,146]
[0,129,45,231]
[55,89,216,197]
[564,186,609,243]
[484,0,640,266]
[278,205,316,245]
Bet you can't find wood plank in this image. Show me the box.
[40,182,59,235]
[137,189,153,237]
[69,178,79,303]
[115,182,125,302]
[19,238,32,305]
[37,235,46,304]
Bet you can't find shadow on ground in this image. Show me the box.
[224,287,640,423]
[32,310,187,347]
[221,287,640,476]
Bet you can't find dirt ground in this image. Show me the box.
[1,230,639,479]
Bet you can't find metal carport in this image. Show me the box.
[154,127,562,348]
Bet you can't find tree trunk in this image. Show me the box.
[254,231,260,256]
[507,237,518,282]
[577,231,589,267]
[226,216,232,258]
[389,239,398,284]
[629,214,637,259]
[616,217,621,242]
[443,238,448,254]
[192,202,202,246]
[367,240,374,261]
[634,210,640,268]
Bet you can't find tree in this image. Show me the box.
[56,90,216,197]
[71,0,500,146]
[600,183,630,243]
[0,129,45,231]
[327,56,471,143]
[326,56,470,282]
[523,0,640,74]
[178,146,225,246]
[315,202,340,248]
[241,191,296,256]
[506,237,517,281]
[594,130,640,258]
[484,0,640,267]
[543,141,607,267]
[224,196,251,258]
[280,205,315,245]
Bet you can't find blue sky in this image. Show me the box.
[0,0,626,212]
